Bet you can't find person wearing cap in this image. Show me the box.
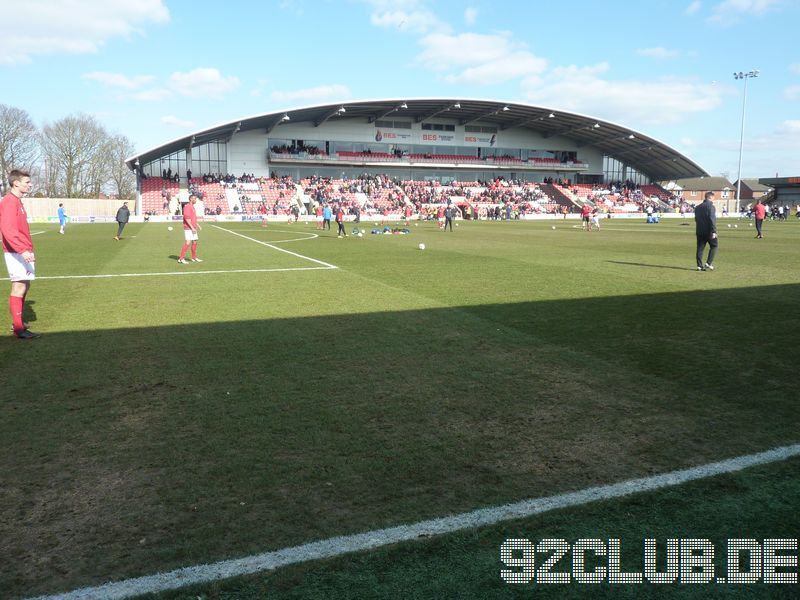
[694,191,718,271]
[114,201,130,240]
[177,194,202,263]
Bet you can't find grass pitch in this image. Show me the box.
[1,217,799,598]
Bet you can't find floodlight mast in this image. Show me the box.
[733,69,759,214]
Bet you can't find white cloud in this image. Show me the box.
[83,71,155,89]
[522,63,724,126]
[417,31,547,84]
[783,120,800,133]
[790,63,800,75]
[364,0,449,34]
[445,53,548,85]
[270,84,352,103]
[161,115,196,128]
[0,0,169,65]
[279,0,304,16]
[709,119,800,177]
[685,0,702,14]
[113,68,239,101]
[636,47,680,60]
[168,68,240,98]
[130,88,171,102]
[708,0,780,25]
[784,85,800,100]
[464,7,478,25]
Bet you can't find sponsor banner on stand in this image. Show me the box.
[374,129,412,143]
[464,133,497,146]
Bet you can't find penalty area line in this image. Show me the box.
[212,225,337,269]
[30,442,800,600]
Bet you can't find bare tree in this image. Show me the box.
[107,134,137,199]
[41,114,108,197]
[0,104,39,189]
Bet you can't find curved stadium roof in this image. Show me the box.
[126,98,708,181]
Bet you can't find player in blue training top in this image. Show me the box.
[57,203,67,234]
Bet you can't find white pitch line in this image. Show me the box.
[2,267,332,282]
[30,443,800,600]
[31,230,46,236]
[212,225,337,269]
[238,232,321,243]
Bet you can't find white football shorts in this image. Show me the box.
[4,252,36,281]
[184,229,199,242]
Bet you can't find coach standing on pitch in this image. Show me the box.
[0,169,39,339]
[114,201,130,240]
[695,191,718,271]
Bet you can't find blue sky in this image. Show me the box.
[3,0,798,180]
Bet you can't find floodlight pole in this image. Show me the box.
[733,70,758,214]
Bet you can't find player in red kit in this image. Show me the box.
[177,194,202,263]
[0,170,39,339]
[580,203,592,231]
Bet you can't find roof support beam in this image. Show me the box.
[577,132,635,148]
[314,106,346,127]
[368,104,407,123]
[543,122,601,139]
[500,112,554,130]
[637,156,678,167]
[612,143,655,157]
[459,107,501,126]
[226,122,242,143]
[415,103,457,123]
[265,117,286,135]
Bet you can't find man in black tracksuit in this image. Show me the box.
[444,204,455,232]
[114,202,130,241]
[694,192,718,271]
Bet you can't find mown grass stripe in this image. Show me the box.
[1,266,335,281]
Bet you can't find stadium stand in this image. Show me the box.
[144,171,672,221]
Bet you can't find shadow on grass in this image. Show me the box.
[606,260,698,271]
[22,299,37,325]
[1,283,799,598]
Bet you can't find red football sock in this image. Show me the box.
[9,295,24,333]
[179,243,189,259]
[191,243,197,260]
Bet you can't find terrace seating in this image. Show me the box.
[189,178,228,214]
[487,156,523,164]
[336,151,395,160]
[407,153,482,162]
[140,178,179,214]
[272,150,586,167]
[528,157,562,165]
[640,184,672,203]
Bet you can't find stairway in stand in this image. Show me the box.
[540,183,579,212]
